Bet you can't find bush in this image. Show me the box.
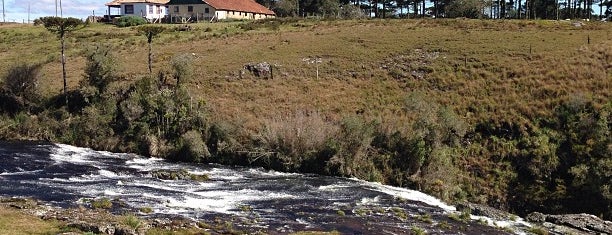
[83,44,118,93]
[0,63,42,114]
[171,130,210,163]
[115,16,147,27]
[170,53,194,87]
[257,111,338,171]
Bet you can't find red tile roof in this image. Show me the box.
[203,0,275,15]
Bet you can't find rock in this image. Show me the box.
[1,197,38,209]
[244,62,272,78]
[455,202,516,221]
[526,212,612,234]
[526,212,546,223]
[149,169,209,182]
[546,214,612,234]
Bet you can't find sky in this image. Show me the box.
[1,0,113,23]
[0,0,606,23]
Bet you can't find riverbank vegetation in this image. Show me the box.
[0,19,610,219]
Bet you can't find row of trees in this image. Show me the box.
[258,0,612,19]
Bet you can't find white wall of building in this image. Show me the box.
[121,3,167,20]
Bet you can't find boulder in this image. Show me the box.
[244,62,272,78]
[455,202,516,221]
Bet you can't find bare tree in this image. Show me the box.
[137,25,165,75]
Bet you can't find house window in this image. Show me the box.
[157,5,163,14]
[205,8,209,13]
[149,5,154,14]
[125,5,134,14]
[174,6,179,13]
[188,6,193,12]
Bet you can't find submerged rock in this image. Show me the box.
[149,169,209,181]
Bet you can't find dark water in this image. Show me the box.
[0,141,528,234]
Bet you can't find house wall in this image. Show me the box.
[167,4,274,21]
[120,3,168,20]
[168,4,214,19]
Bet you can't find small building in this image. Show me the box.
[106,0,169,22]
[166,0,275,22]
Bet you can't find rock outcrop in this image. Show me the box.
[526,212,612,234]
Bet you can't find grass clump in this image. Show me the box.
[139,207,153,214]
[90,198,112,209]
[437,220,451,229]
[122,213,142,229]
[416,213,433,223]
[411,226,427,235]
[336,210,345,216]
[528,227,549,235]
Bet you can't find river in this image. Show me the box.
[0,141,530,234]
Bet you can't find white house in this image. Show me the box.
[166,0,275,22]
[106,0,169,22]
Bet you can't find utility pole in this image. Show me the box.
[55,0,58,17]
[28,2,30,24]
[2,0,5,23]
[60,0,63,17]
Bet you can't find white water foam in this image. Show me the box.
[0,169,43,176]
[125,157,165,170]
[352,178,457,211]
[188,168,245,181]
[50,144,97,165]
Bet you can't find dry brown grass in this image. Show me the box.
[1,19,610,131]
[0,206,60,234]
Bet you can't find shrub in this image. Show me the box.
[258,111,338,171]
[170,53,194,87]
[0,63,42,114]
[171,130,210,163]
[115,16,147,27]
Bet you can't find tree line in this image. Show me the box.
[257,0,612,19]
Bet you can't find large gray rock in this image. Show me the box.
[456,202,516,221]
[546,214,612,234]
[527,212,612,234]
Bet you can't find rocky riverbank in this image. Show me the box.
[3,196,611,235]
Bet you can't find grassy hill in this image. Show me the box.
[0,19,610,218]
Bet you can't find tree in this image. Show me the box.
[39,16,84,101]
[84,45,118,92]
[137,25,165,75]
[445,0,486,18]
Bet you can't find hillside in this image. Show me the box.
[0,19,610,219]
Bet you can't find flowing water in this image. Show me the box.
[0,141,530,234]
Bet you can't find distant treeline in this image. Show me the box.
[257,0,612,19]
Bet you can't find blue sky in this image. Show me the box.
[2,0,110,23]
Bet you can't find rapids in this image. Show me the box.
[0,141,530,234]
